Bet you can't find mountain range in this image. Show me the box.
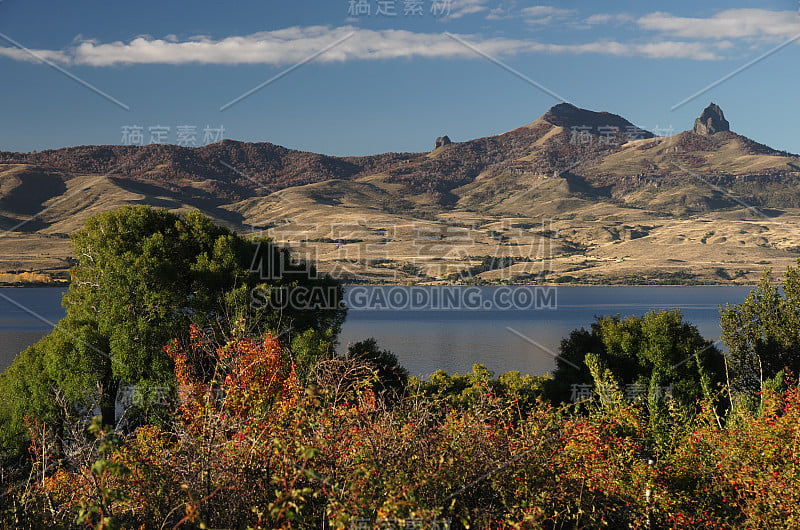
[1,102,799,285]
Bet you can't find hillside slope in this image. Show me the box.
[1,103,799,285]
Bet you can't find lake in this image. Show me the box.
[0,285,754,378]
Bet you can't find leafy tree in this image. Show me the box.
[547,310,725,412]
[0,335,61,453]
[0,206,345,453]
[346,338,409,402]
[721,264,800,399]
[289,328,337,384]
[414,363,547,413]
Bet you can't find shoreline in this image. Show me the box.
[0,282,760,288]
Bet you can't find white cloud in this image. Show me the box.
[633,41,720,60]
[485,8,508,21]
[67,27,521,66]
[584,13,635,26]
[638,9,800,40]
[0,46,70,64]
[520,6,574,18]
[442,0,492,20]
[0,26,724,68]
[525,40,720,61]
[520,5,576,25]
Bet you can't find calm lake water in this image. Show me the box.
[0,286,754,378]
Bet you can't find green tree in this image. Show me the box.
[0,206,345,453]
[721,263,800,398]
[547,310,725,412]
[346,338,409,402]
[416,363,547,413]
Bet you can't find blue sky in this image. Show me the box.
[1,0,798,155]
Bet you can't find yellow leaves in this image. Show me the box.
[0,271,52,284]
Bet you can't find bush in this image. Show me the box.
[413,363,547,416]
[345,338,409,403]
[6,339,800,528]
[721,262,800,400]
[547,309,726,416]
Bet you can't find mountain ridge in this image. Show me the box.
[2,102,800,285]
[1,103,794,202]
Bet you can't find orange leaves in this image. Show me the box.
[218,332,300,417]
[166,325,210,425]
[166,324,300,428]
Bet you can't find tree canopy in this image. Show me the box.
[721,262,800,399]
[345,338,409,402]
[548,309,725,412]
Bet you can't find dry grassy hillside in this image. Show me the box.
[1,103,799,285]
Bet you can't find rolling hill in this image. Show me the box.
[1,102,799,285]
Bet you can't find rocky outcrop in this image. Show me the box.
[693,103,730,136]
[541,103,654,139]
[433,135,452,150]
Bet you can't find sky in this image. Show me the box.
[0,0,799,156]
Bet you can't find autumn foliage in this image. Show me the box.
[167,324,300,427]
[6,341,800,528]
[0,271,52,284]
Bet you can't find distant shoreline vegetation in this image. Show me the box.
[0,276,759,288]
[0,278,760,289]
[0,271,68,287]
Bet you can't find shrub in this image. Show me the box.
[548,309,726,417]
[345,338,409,403]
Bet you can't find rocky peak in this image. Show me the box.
[547,102,579,117]
[540,103,654,139]
[693,103,730,136]
[433,135,452,150]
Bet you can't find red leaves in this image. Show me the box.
[166,324,300,429]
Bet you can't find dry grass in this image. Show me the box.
[3,161,800,285]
